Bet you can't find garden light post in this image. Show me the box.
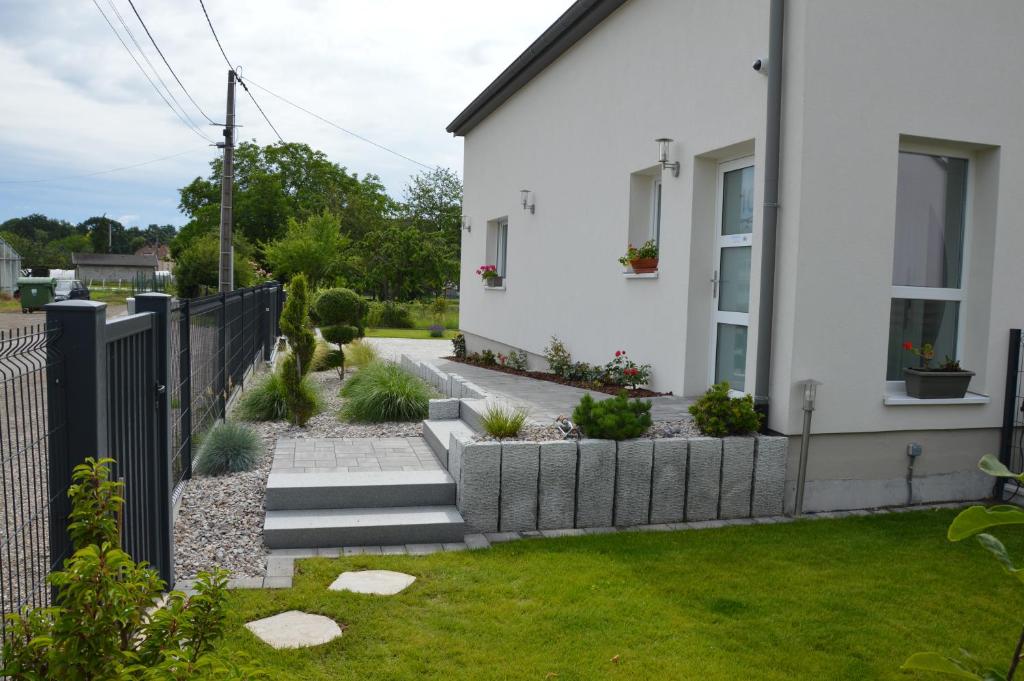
[794,379,821,516]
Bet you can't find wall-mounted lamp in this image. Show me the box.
[655,138,680,177]
[461,215,472,232]
[520,189,535,214]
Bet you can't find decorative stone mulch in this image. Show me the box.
[174,365,425,581]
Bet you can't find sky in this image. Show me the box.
[0,0,574,228]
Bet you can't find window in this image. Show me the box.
[650,178,662,247]
[627,167,663,267]
[886,151,968,380]
[486,217,508,279]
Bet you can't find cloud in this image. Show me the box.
[0,0,573,226]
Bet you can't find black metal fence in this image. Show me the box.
[0,282,281,638]
[1000,328,1024,475]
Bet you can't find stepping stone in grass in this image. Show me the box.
[245,610,342,649]
[329,569,416,595]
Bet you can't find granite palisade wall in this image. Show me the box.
[444,431,788,533]
[401,355,487,400]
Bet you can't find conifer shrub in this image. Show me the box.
[572,391,653,440]
[280,274,315,377]
[688,381,762,437]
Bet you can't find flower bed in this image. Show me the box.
[445,356,671,397]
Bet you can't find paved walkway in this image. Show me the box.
[366,337,695,424]
[272,437,441,474]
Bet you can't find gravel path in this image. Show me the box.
[173,366,423,580]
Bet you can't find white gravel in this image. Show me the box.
[174,365,422,580]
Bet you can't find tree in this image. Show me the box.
[173,233,256,298]
[81,216,130,254]
[357,223,455,300]
[0,214,78,241]
[262,211,351,287]
[279,275,317,426]
[399,167,463,254]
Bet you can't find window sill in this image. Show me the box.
[483,284,506,291]
[622,271,659,279]
[883,386,990,406]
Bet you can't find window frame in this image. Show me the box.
[494,217,508,279]
[649,177,663,248]
[886,142,974,390]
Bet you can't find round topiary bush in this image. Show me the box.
[322,324,360,345]
[313,288,368,328]
[194,421,263,476]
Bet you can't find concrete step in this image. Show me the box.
[265,470,456,511]
[422,419,475,462]
[459,398,488,434]
[263,506,465,548]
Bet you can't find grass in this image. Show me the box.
[236,368,322,422]
[218,510,1020,680]
[193,420,262,476]
[344,339,379,370]
[480,402,528,438]
[365,327,457,340]
[339,360,434,422]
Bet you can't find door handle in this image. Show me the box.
[710,270,719,298]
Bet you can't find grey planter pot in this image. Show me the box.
[903,367,975,399]
[484,276,504,288]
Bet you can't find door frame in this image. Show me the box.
[707,155,755,391]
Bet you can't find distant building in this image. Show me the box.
[134,243,173,272]
[0,237,22,295]
[72,252,158,283]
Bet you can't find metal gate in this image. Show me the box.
[1000,329,1024,476]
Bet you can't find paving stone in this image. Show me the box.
[443,542,468,552]
[227,577,265,590]
[464,534,490,550]
[686,438,722,521]
[380,545,408,555]
[318,547,342,557]
[537,441,578,530]
[540,528,586,538]
[406,543,443,555]
[245,610,342,649]
[329,570,416,595]
[752,435,788,517]
[650,439,687,524]
[484,532,521,543]
[266,556,295,577]
[720,437,755,519]
[575,440,616,528]
[519,530,543,539]
[686,519,728,530]
[614,440,654,527]
[269,548,318,558]
[500,442,540,532]
[261,576,293,589]
[627,523,673,532]
[457,442,502,532]
[582,526,618,535]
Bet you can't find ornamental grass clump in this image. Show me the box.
[572,391,652,440]
[236,369,321,422]
[195,420,263,476]
[345,338,379,369]
[340,361,433,422]
[688,382,762,437]
[480,403,528,439]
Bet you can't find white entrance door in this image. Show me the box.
[709,158,754,392]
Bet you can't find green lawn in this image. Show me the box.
[219,511,1017,680]
[365,327,457,340]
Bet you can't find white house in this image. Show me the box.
[448,0,1024,511]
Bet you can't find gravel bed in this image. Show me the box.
[174,365,422,580]
[472,419,701,443]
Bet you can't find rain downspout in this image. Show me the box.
[753,0,785,417]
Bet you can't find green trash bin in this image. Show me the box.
[16,277,56,313]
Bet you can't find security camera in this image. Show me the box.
[752,58,767,73]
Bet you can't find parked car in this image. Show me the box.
[53,279,90,302]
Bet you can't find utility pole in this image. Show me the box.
[218,69,236,293]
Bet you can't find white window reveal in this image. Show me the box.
[495,218,508,278]
[650,178,663,247]
[886,151,969,381]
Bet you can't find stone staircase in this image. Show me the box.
[262,469,466,549]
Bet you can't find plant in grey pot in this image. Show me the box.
[476,264,503,288]
[902,341,975,399]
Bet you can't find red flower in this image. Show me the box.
[902,341,913,350]
[614,350,621,357]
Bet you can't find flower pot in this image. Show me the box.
[629,257,659,274]
[903,367,975,399]
[484,276,504,288]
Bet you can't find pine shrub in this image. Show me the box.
[195,421,263,476]
[688,382,762,437]
[572,391,652,440]
[340,361,433,422]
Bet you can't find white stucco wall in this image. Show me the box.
[458,0,1024,453]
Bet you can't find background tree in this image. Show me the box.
[81,216,130,254]
[173,233,256,297]
[262,211,351,287]
[399,167,463,255]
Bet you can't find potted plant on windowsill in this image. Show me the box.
[618,240,659,274]
[476,264,502,287]
[901,342,975,399]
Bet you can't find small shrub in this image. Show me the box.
[480,349,497,366]
[312,287,368,328]
[508,350,528,371]
[452,333,467,358]
[281,354,318,426]
[481,403,528,439]
[321,324,359,345]
[603,349,652,388]
[345,338,378,369]
[237,368,321,422]
[429,297,448,322]
[572,391,652,440]
[544,336,573,377]
[428,324,445,338]
[340,361,433,422]
[688,382,762,437]
[367,301,413,328]
[565,361,602,383]
[195,421,263,476]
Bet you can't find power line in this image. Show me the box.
[105,0,207,138]
[242,76,435,170]
[196,0,285,144]
[0,147,210,184]
[91,0,215,143]
[125,0,218,125]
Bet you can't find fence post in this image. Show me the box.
[998,328,1023,499]
[45,300,108,573]
[218,292,227,419]
[179,298,192,481]
[134,293,174,584]
[263,282,276,361]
